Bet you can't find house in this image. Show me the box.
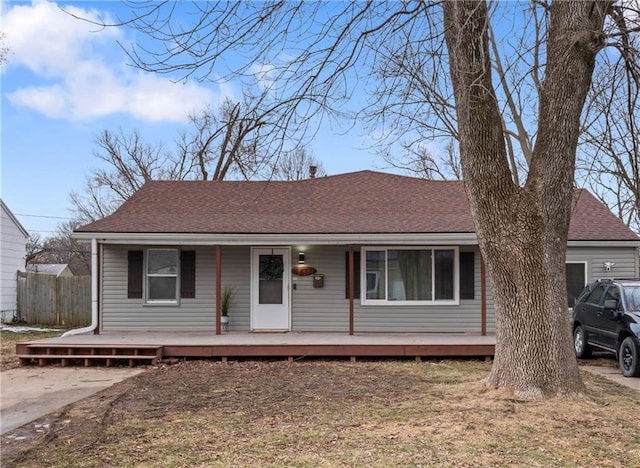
[1,200,28,322]
[73,170,640,335]
[26,263,75,277]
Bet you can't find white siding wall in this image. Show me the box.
[1,204,27,318]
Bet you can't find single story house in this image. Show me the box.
[73,170,640,335]
[1,199,28,323]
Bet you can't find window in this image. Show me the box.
[586,285,606,305]
[147,249,179,302]
[361,247,458,305]
[566,262,587,308]
[128,249,196,303]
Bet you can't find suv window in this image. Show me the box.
[624,286,640,312]
[585,285,606,305]
[605,286,620,302]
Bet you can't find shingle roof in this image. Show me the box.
[75,170,638,241]
[26,264,70,276]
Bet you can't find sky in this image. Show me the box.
[1,0,381,238]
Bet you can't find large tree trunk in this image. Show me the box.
[443,1,610,399]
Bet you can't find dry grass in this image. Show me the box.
[0,329,66,370]
[2,358,639,467]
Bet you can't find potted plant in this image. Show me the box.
[221,287,233,330]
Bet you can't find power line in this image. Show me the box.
[15,213,73,220]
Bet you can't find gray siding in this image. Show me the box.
[100,243,637,333]
[102,245,219,331]
[566,246,637,282]
[291,246,492,333]
[220,246,251,331]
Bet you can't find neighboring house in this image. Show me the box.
[26,263,75,277]
[73,170,640,334]
[1,200,28,322]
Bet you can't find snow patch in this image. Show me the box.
[0,324,60,333]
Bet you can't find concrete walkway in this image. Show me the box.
[581,365,640,391]
[0,367,144,434]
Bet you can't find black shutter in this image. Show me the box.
[180,251,196,298]
[128,250,143,299]
[459,252,475,300]
[345,251,361,299]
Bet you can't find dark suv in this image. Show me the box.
[573,278,640,377]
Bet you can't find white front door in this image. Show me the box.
[251,248,290,331]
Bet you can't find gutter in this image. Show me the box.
[62,238,98,337]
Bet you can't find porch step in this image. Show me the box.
[16,344,163,367]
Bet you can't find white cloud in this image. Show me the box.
[2,1,218,122]
[250,62,278,93]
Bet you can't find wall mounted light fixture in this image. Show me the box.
[604,262,615,272]
[298,252,305,264]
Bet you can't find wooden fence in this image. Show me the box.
[17,272,91,327]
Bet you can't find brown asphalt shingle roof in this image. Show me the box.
[75,170,638,241]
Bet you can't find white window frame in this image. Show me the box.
[145,248,180,305]
[361,246,459,306]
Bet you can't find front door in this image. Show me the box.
[251,248,290,331]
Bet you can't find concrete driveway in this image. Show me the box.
[1,367,144,434]
[581,365,640,391]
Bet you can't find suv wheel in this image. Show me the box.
[574,325,592,359]
[619,337,640,377]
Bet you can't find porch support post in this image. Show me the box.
[349,245,354,335]
[216,245,221,335]
[481,254,487,336]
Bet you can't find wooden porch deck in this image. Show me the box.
[16,332,496,367]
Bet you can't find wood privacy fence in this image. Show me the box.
[17,272,91,327]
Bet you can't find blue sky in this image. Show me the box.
[1,0,380,238]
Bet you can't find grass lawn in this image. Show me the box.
[2,357,639,467]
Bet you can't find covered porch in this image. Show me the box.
[16,332,496,367]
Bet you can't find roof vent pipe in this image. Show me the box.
[309,165,317,179]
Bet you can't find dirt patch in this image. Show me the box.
[2,358,639,467]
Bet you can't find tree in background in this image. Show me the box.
[577,42,640,233]
[91,0,638,399]
[71,97,320,222]
[272,148,326,181]
[25,233,45,265]
[382,140,461,180]
[26,221,91,275]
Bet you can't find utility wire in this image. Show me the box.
[15,213,73,220]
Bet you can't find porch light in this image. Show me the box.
[298,252,305,264]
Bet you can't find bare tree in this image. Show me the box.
[35,221,92,275]
[382,140,462,180]
[70,128,186,222]
[271,147,326,181]
[91,0,639,399]
[577,42,640,233]
[71,97,294,221]
[25,233,45,265]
